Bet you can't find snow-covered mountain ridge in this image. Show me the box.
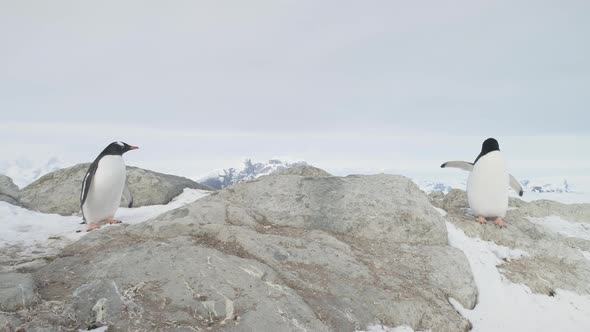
[199,159,307,189]
[0,158,63,188]
[416,177,580,194]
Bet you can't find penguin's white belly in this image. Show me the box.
[467,152,509,218]
[82,156,126,224]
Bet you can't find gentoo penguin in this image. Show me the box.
[441,138,523,227]
[80,141,138,231]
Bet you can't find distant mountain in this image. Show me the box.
[199,159,307,189]
[0,157,63,188]
[416,177,575,195]
[520,179,572,193]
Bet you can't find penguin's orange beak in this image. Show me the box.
[129,146,139,150]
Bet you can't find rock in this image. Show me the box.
[0,313,22,332]
[515,199,590,223]
[275,165,332,177]
[438,189,590,296]
[18,164,212,215]
[0,175,20,206]
[427,190,445,207]
[125,166,212,207]
[26,172,477,332]
[18,164,87,216]
[0,273,36,311]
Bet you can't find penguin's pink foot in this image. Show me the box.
[106,219,123,225]
[476,216,487,225]
[494,218,508,228]
[86,224,101,232]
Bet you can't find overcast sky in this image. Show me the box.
[0,1,588,180]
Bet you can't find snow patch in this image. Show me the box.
[433,207,447,217]
[446,221,590,331]
[529,216,590,241]
[0,188,209,271]
[115,188,210,224]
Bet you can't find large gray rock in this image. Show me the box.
[125,166,212,207]
[0,273,36,311]
[24,172,477,332]
[0,175,20,205]
[18,164,212,215]
[275,164,332,177]
[432,189,590,296]
[0,313,22,332]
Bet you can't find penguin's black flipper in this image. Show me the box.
[80,161,99,207]
[440,161,474,172]
[509,174,524,197]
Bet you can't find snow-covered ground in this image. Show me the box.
[0,189,210,272]
[446,220,590,332]
[357,202,590,332]
[529,216,590,241]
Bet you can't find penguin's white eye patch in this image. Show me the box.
[116,141,124,147]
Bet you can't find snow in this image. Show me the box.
[0,157,65,188]
[414,175,590,204]
[198,159,308,189]
[529,216,590,241]
[520,191,590,204]
[115,188,210,224]
[0,189,209,272]
[445,221,590,332]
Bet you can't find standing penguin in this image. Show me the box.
[441,138,523,227]
[80,141,139,231]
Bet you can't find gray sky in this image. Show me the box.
[1,0,589,134]
[0,1,589,182]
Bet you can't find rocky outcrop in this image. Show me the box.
[430,189,590,296]
[0,175,20,205]
[0,273,36,311]
[125,166,212,207]
[22,172,476,332]
[18,164,212,215]
[275,164,332,177]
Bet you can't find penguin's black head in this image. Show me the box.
[481,138,500,154]
[103,141,139,156]
[474,137,500,164]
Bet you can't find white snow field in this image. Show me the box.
[0,189,210,272]
[358,212,590,332]
[446,221,590,332]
